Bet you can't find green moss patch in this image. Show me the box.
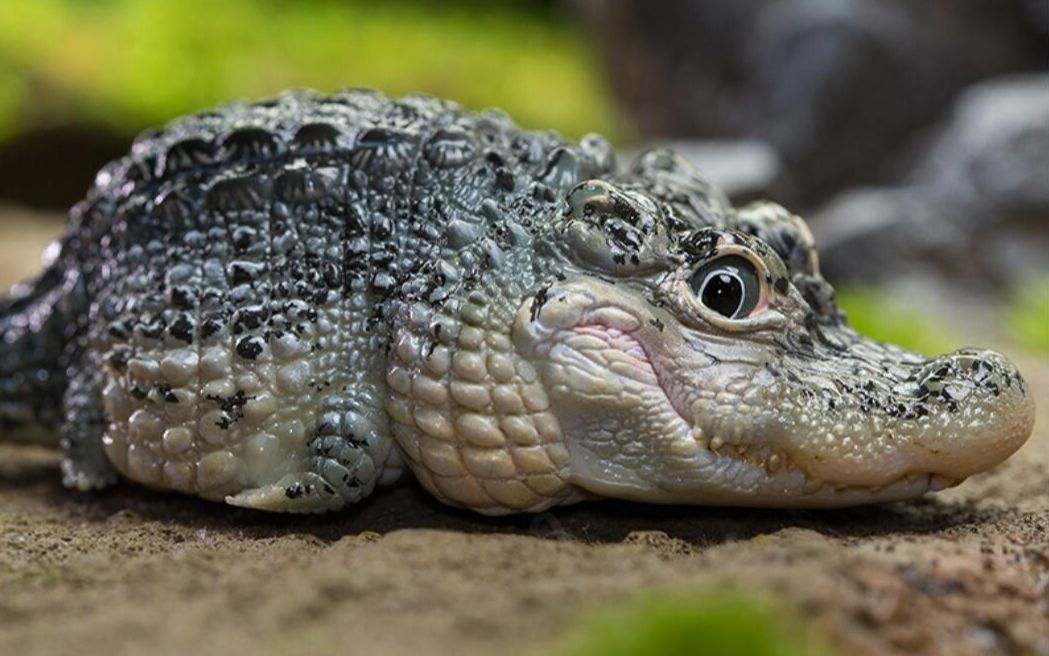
[835,287,959,356]
[551,591,829,656]
[1006,278,1049,357]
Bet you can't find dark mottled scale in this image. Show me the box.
[219,127,284,161]
[161,138,217,176]
[193,195,234,347]
[227,260,267,286]
[292,123,345,154]
[222,191,273,363]
[231,225,260,253]
[205,174,271,212]
[168,284,197,310]
[167,313,196,343]
[539,147,582,192]
[232,304,268,335]
[235,335,264,360]
[350,128,418,176]
[154,186,197,225]
[424,129,477,168]
[268,203,305,334]
[274,168,330,204]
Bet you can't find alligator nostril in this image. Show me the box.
[970,358,993,383]
[915,355,958,395]
[916,348,1025,400]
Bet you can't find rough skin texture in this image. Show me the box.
[0,90,1035,515]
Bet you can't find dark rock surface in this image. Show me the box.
[580,0,1045,205]
[813,74,1049,289]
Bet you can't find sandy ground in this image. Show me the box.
[0,207,1046,656]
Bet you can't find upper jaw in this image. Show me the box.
[671,333,1035,502]
[751,336,1036,487]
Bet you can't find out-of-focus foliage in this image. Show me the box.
[836,288,960,357]
[1007,278,1049,356]
[0,0,621,141]
[550,591,830,656]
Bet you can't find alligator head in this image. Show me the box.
[517,150,1035,507]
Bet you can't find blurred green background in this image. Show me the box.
[0,0,620,141]
[0,0,622,211]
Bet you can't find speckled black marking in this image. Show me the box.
[228,260,266,285]
[204,389,252,424]
[199,318,222,340]
[530,286,552,322]
[284,484,304,499]
[681,230,721,263]
[168,315,195,343]
[235,336,264,360]
[107,348,130,372]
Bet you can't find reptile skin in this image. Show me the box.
[0,90,1035,514]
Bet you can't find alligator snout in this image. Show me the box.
[764,337,1035,497]
[897,347,1034,481]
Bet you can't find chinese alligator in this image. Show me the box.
[0,90,1035,514]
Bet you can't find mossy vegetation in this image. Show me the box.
[0,0,622,142]
[550,591,830,656]
[835,287,960,356]
[837,282,1049,359]
[1006,278,1049,357]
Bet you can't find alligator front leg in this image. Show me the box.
[226,397,395,513]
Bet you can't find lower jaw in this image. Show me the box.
[641,466,950,508]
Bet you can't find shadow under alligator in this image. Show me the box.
[0,446,998,547]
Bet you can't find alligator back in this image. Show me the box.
[9,89,613,510]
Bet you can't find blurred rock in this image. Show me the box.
[579,0,1045,205]
[1016,0,1049,35]
[0,203,66,290]
[0,126,126,211]
[915,75,1049,216]
[629,139,792,206]
[813,74,1049,290]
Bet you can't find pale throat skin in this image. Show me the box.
[0,91,1035,515]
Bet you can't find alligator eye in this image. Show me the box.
[688,255,761,319]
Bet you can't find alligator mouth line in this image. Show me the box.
[573,308,953,500]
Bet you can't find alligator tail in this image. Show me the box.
[0,251,79,446]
